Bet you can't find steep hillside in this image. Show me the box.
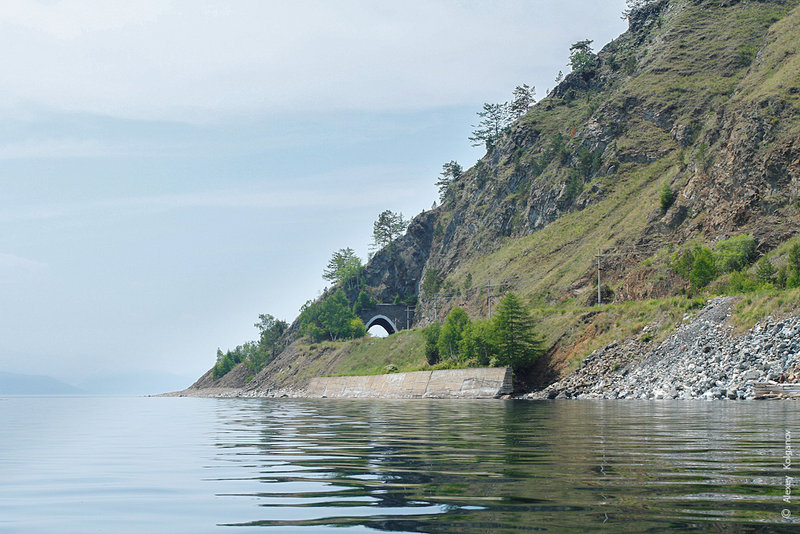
[186,0,800,394]
[409,0,799,320]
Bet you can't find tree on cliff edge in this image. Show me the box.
[435,160,463,203]
[371,210,408,253]
[469,102,509,150]
[323,248,363,289]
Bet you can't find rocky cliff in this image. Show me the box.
[374,0,800,322]
[185,0,800,396]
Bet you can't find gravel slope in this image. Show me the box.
[528,297,800,400]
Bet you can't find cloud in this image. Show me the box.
[0,138,121,159]
[0,1,627,121]
[0,252,47,280]
[0,164,419,222]
[0,0,166,40]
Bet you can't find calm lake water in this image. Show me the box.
[0,396,797,533]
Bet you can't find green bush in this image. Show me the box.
[714,234,757,273]
[689,247,716,289]
[564,172,584,201]
[578,148,602,179]
[722,271,758,294]
[660,183,674,213]
[353,290,377,314]
[459,319,497,367]
[785,243,800,289]
[423,268,443,295]
[754,257,776,285]
[673,237,758,291]
[671,246,699,279]
[423,323,441,365]
[438,307,470,362]
[299,289,366,342]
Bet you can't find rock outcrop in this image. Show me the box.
[529,297,800,400]
[188,0,800,397]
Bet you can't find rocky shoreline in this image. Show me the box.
[526,297,800,400]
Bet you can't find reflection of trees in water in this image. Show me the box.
[211,399,799,532]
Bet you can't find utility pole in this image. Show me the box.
[597,248,602,306]
[406,306,415,330]
[486,280,507,318]
[594,244,662,307]
[487,280,493,318]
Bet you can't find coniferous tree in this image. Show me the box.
[787,243,800,288]
[435,160,463,202]
[569,40,596,73]
[469,102,510,150]
[660,183,674,213]
[492,292,543,371]
[323,248,363,289]
[371,210,408,252]
[510,84,536,119]
[622,0,657,20]
[254,314,289,358]
[755,257,776,285]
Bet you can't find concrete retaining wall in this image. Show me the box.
[306,367,513,399]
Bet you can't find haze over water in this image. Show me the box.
[1,397,797,532]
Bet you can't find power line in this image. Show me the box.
[424,239,731,313]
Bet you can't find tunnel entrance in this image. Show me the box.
[364,315,398,335]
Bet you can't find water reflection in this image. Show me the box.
[208,400,799,532]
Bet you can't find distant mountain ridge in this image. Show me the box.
[0,372,84,395]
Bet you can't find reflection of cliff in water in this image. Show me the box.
[207,399,797,533]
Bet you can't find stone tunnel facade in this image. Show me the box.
[357,304,415,334]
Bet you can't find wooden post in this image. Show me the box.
[487,280,492,318]
[597,248,602,306]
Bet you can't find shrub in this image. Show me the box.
[423,323,441,365]
[438,307,470,362]
[722,271,758,294]
[754,257,776,284]
[299,289,366,342]
[671,246,698,279]
[660,183,674,213]
[714,234,757,273]
[788,243,800,269]
[578,148,602,179]
[459,319,497,367]
[788,270,800,289]
[423,268,443,295]
[564,172,584,200]
[689,247,716,289]
[776,266,788,289]
[353,290,376,314]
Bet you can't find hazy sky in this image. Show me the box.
[0,0,628,389]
